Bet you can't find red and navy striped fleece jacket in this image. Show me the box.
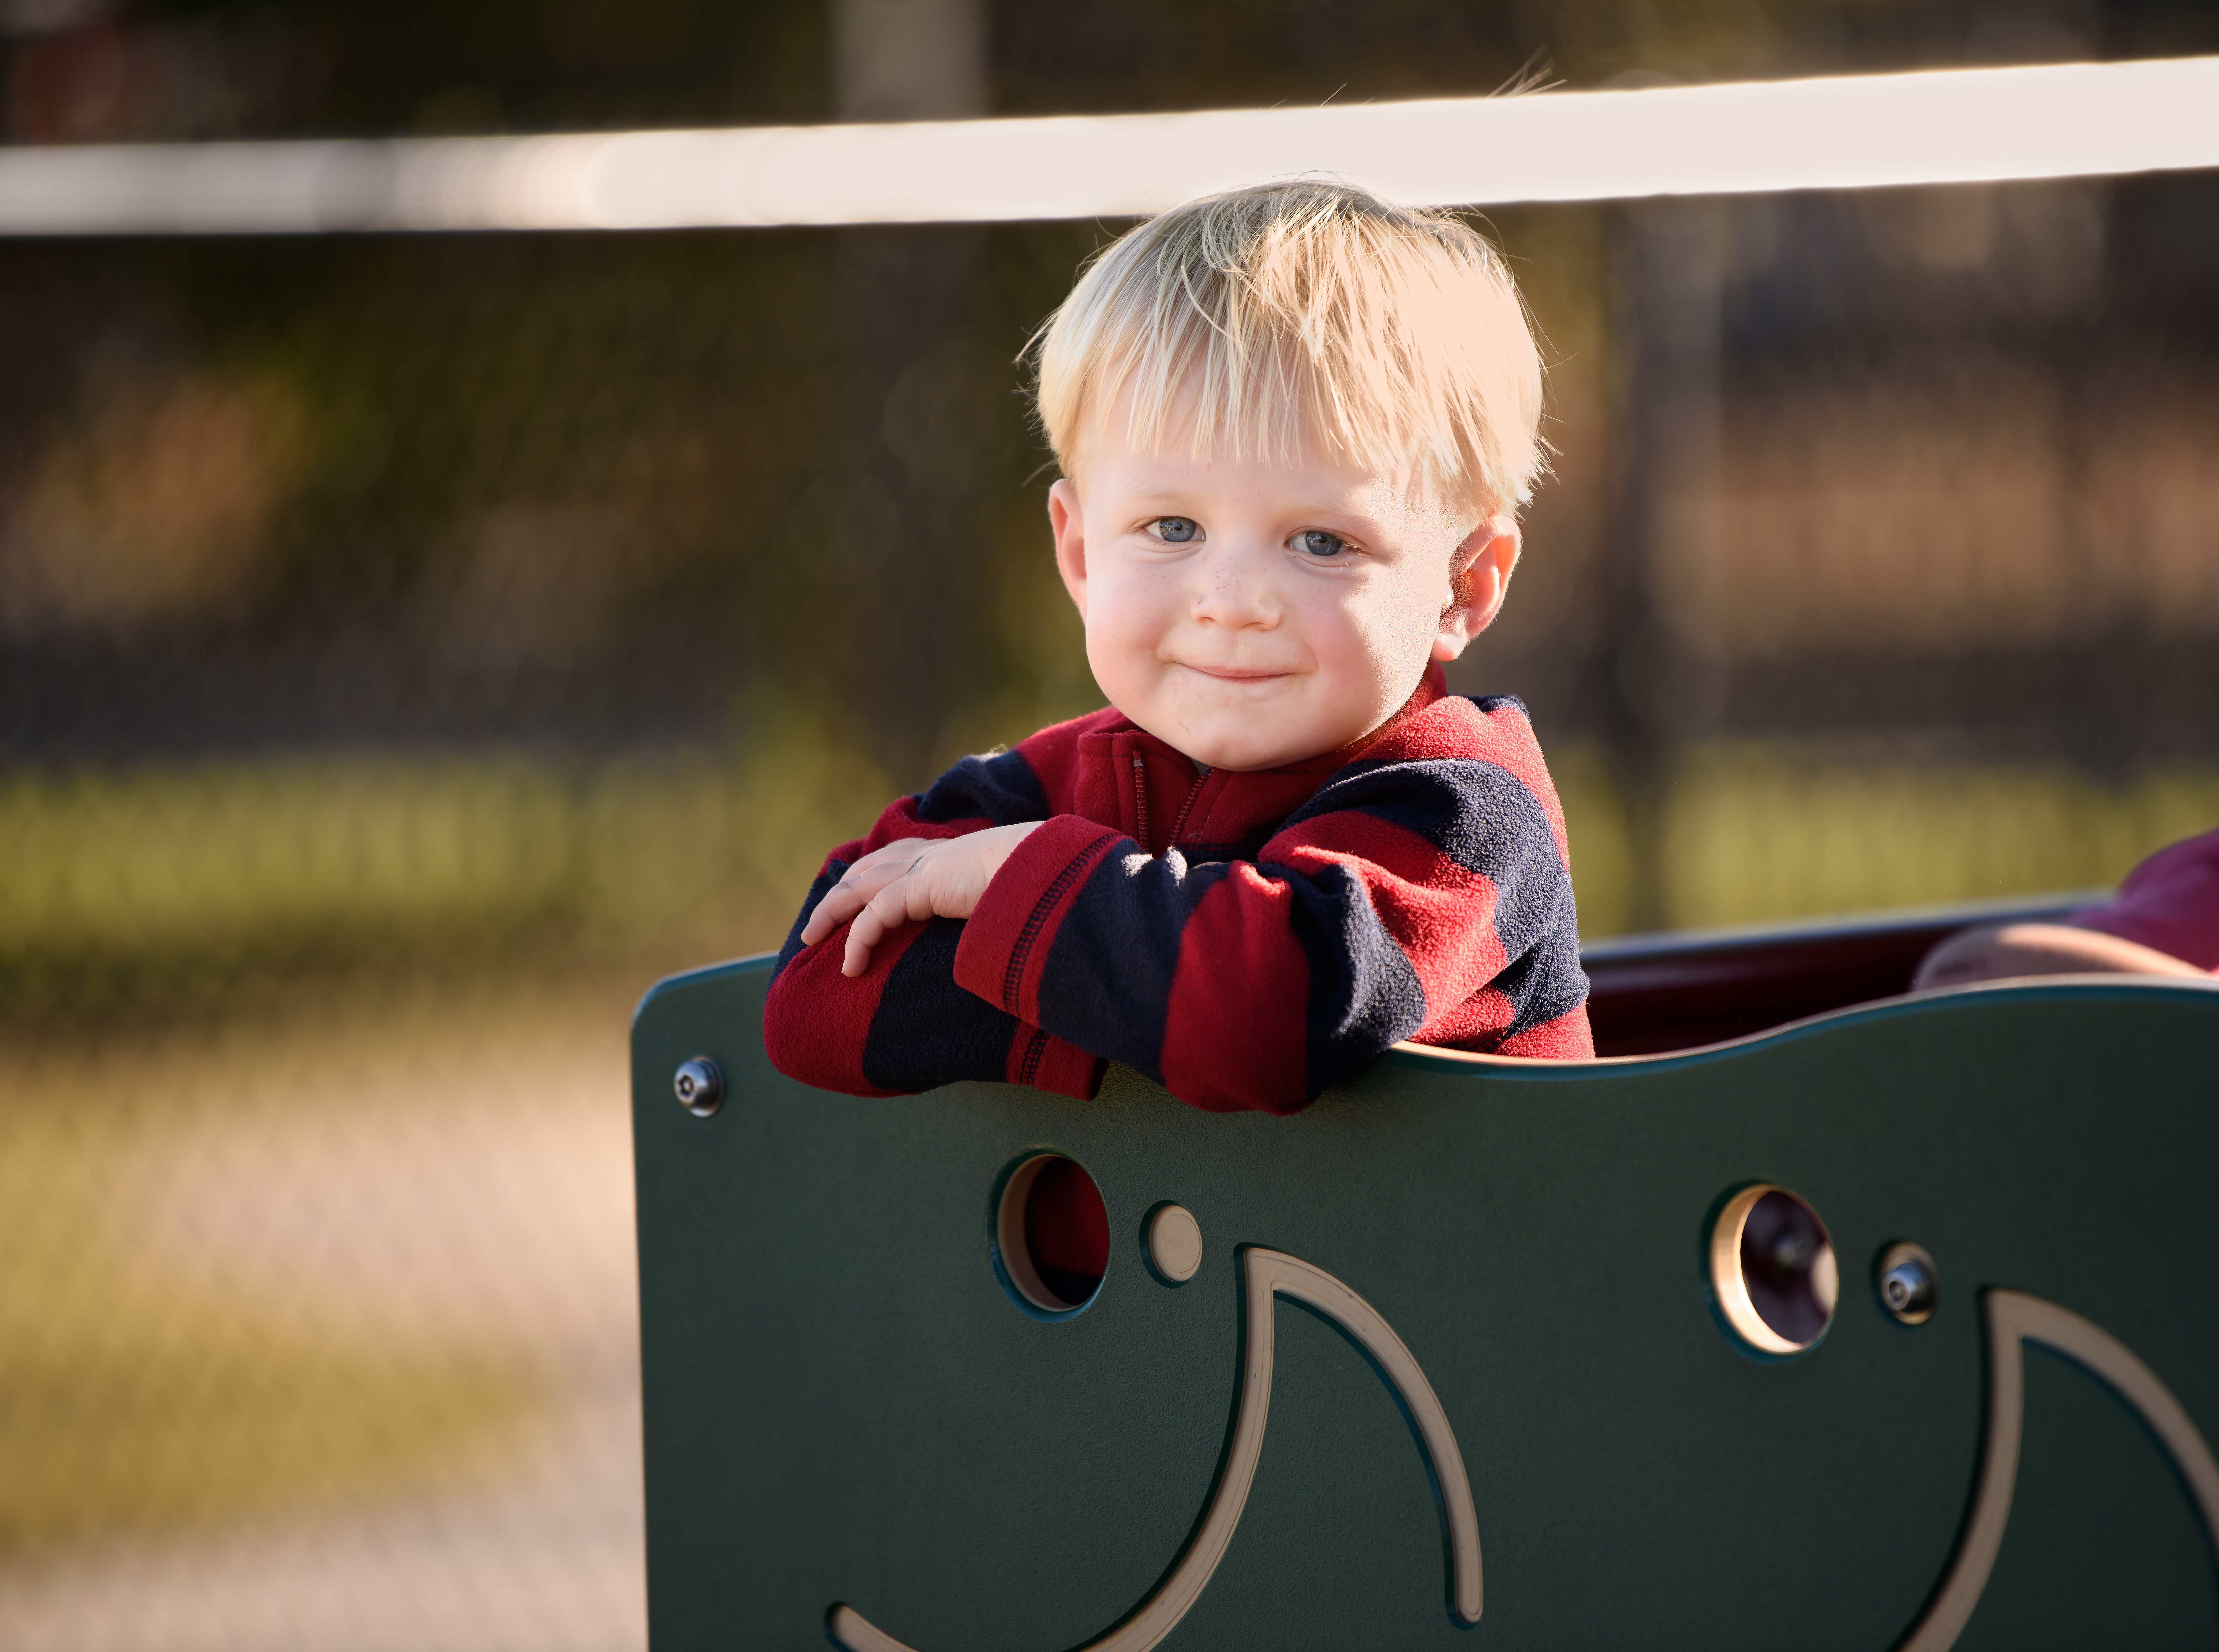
[764,663,1592,1115]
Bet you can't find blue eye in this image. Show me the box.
[1297,530,1348,558]
[1153,517,1199,543]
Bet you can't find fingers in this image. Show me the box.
[840,883,913,976]
[800,888,850,946]
[801,876,872,944]
[849,836,937,874]
[800,851,916,944]
[841,906,888,975]
[815,833,995,973]
[801,884,861,945]
[838,863,943,976]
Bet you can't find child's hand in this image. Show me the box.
[801,824,1042,977]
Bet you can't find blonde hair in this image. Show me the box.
[1031,179,1546,517]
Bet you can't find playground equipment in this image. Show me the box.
[631,902,2219,1651]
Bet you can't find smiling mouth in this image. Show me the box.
[1175,663,1294,683]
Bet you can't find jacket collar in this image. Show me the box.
[1074,663,1450,856]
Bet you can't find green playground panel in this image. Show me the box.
[631,955,2219,1652]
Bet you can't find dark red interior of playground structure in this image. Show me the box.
[1022,1156,1111,1308]
[1579,897,2082,1058]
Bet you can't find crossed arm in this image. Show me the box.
[798,821,1042,976]
[775,737,1596,1111]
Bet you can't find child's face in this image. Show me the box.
[1049,417,1519,772]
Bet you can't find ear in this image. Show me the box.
[1049,478,1089,621]
[1431,516,1521,662]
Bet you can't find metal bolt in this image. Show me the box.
[1875,1242,1938,1325]
[673,1057,724,1117]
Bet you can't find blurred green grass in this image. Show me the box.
[0,720,892,1015]
[0,1103,531,1552]
[1659,747,2219,932]
[1543,744,2217,939]
[1,742,2212,1001]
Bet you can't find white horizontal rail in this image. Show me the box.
[1,55,2215,235]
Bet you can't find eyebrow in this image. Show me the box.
[1120,488,1381,522]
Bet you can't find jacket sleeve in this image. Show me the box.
[951,754,1590,1114]
[761,750,1106,1101]
[2070,824,2219,972]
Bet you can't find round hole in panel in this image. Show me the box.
[993,1154,1110,1317]
[1709,1184,1840,1356]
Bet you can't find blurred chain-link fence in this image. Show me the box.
[3,1,2218,1647]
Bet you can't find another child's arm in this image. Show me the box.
[1914,823,2219,988]
[2067,824,2219,971]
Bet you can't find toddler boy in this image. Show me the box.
[765,180,1592,1115]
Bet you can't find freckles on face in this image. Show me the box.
[1064,433,1473,771]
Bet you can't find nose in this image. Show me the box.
[1189,547,1281,631]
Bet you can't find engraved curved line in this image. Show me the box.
[1896,1287,2219,1652]
[827,1245,1481,1652]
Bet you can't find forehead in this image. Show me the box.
[1073,426,1369,502]
[1069,402,1466,529]
[1068,369,1477,524]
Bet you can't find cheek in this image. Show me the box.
[1309,581,1402,661]
[1308,575,1439,685]
[1081,577,1167,681]
[1375,568,1454,650]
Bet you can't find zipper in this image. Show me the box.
[1134,748,1209,852]
[1166,768,1209,849]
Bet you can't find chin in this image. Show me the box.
[1170,730,1258,770]
[1186,736,1303,772]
